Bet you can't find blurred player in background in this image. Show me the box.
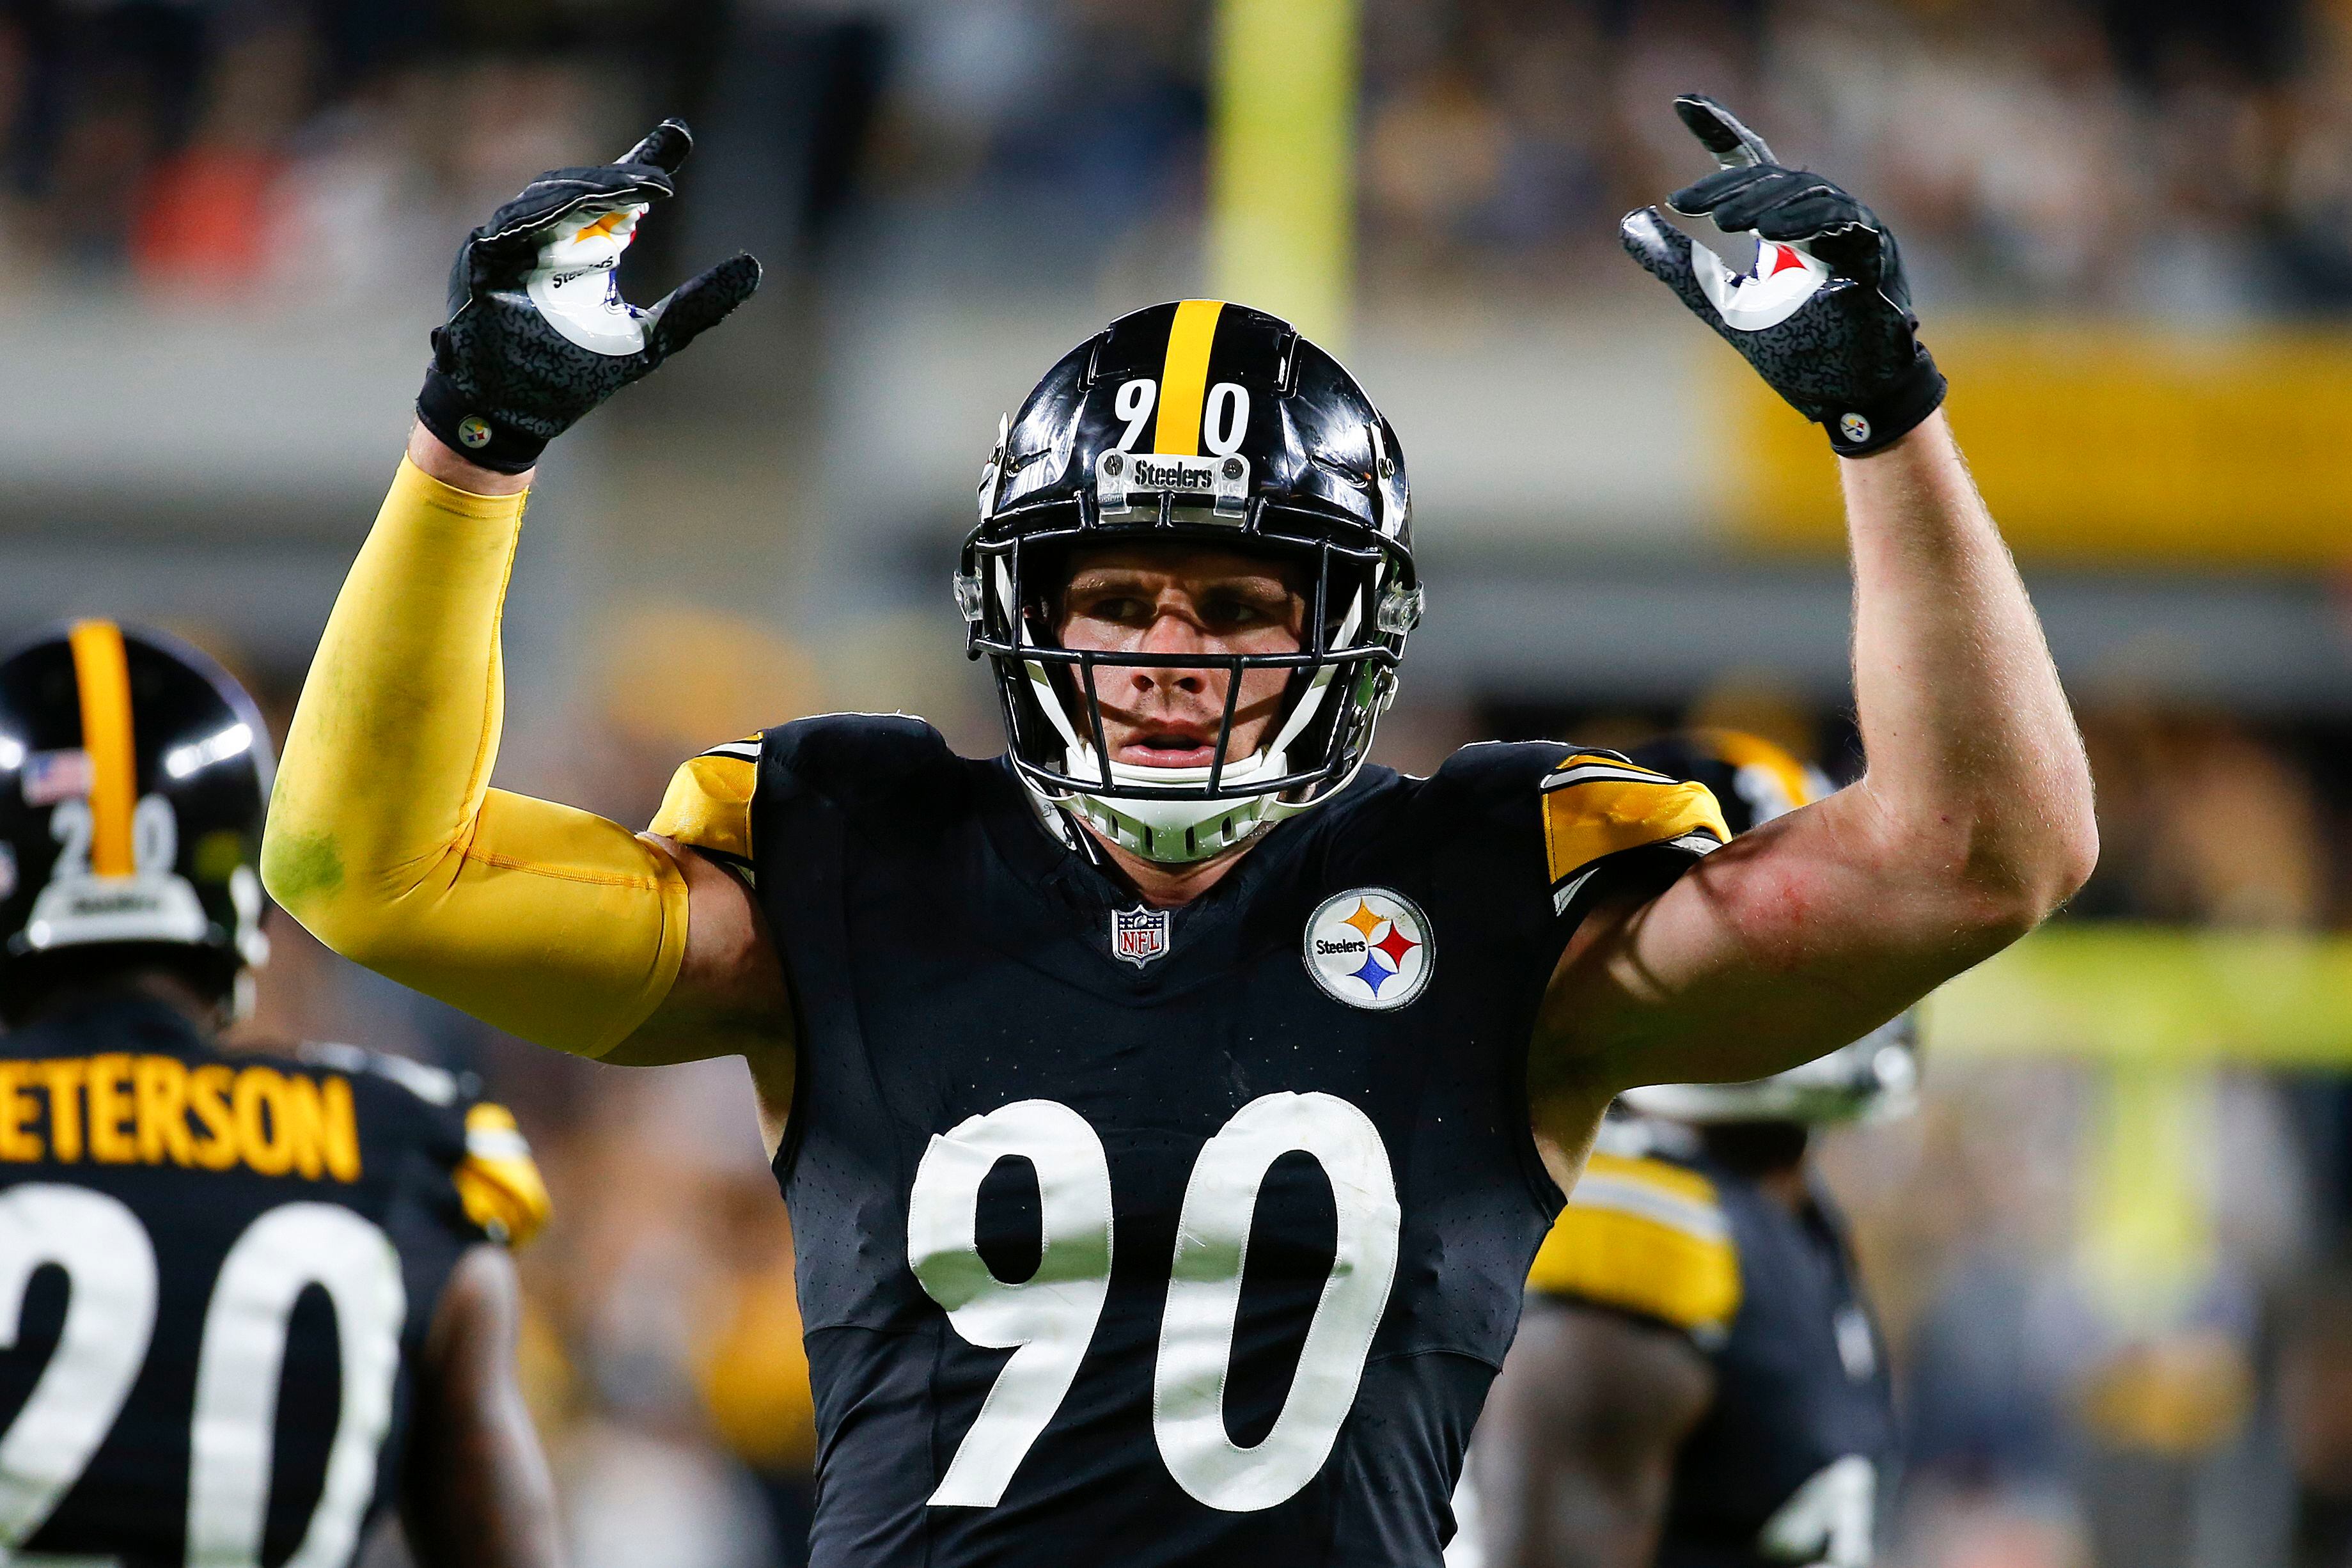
[0,622,560,1567]
[261,99,2095,1566]
[1460,732,1909,1568]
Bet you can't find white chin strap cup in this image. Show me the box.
[1055,746,1304,865]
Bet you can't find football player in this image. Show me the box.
[260,101,2095,1565]
[0,622,561,1567]
[1457,731,1912,1568]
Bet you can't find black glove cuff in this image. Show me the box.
[1826,345,1947,458]
[416,366,550,476]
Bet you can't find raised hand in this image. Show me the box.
[1620,95,1944,457]
[416,120,763,474]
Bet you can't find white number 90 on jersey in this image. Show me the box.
[907,1091,1401,1514]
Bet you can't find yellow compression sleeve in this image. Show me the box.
[262,459,689,1058]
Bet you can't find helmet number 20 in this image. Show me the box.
[907,1091,1401,1514]
[1109,378,1253,458]
[49,793,179,879]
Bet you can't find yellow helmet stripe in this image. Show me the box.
[67,620,137,877]
[1152,299,1226,457]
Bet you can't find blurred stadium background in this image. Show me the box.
[3,0,2350,1564]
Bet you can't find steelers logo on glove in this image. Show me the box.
[1620,95,1945,458]
[416,119,764,474]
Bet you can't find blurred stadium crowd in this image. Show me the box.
[5,1,2351,1566]
[5,0,2351,308]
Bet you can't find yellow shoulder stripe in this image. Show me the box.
[1541,753,1728,909]
[454,1102,551,1249]
[649,737,759,869]
[1528,1151,1740,1336]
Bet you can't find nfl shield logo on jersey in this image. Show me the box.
[1111,904,1171,968]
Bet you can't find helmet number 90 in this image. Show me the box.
[1202,382,1250,457]
[1110,378,1251,458]
[1113,379,1157,451]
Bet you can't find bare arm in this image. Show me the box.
[403,1244,561,1568]
[1540,412,2096,1103]
[611,837,796,1154]
[1471,1301,1714,1568]
[604,836,787,1066]
[404,417,534,494]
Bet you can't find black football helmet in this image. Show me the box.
[0,622,274,1021]
[1617,729,1921,1125]
[960,300,1420,863]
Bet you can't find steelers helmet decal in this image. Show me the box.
[960,301,1419,865]
[0,622,275,1008]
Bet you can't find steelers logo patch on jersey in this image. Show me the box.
[1303,888,1433,1011]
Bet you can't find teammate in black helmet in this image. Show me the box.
[264,109,2094,1567]
[0,622,561,1568]
[1456,732,1911,1568]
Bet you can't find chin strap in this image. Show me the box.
[1062,780,1289,865]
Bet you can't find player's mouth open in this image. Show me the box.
[1121,731,1221,768]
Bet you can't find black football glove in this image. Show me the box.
[416,119,762,473]
[1620,95,1944,457]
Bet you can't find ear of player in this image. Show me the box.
[415,118,763,474]
[1621,94,1947,458]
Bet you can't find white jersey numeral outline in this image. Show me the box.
[909,1090,1402,1514]
[1153,1091,1400,1510]
[0,1185,408,1564]
[906,1100,1114,1508]
[187,1203,407,1568]
[0,1186,157,1544]
[1758,1454,1877,1567]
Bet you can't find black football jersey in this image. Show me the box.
[0,992,548,1568]
[1521,1124,1899,1567]
[648,715,1727,1567]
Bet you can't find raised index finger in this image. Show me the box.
[1673,94,1776,169]
[617,118,693,176]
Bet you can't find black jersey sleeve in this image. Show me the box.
[757,714,968,810]
[651,714,972,884]
[1425,740,1729,930]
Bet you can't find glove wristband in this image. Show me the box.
[1825,346,1946,459]
[417,366,551,476]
